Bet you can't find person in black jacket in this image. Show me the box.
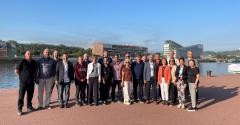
[15,50,37,116]
[175,57,188,109]
[55,52,74,108]
[100,57,113,105]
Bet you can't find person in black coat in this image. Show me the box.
[100,57,113,105]
[175,57,188,109]
[55,52,74,108]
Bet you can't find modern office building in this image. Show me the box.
[163,40,203,59]
[92,42,148,59]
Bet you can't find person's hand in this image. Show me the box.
[158,81,161,85]
[121,82,124,87]
[103,79,105,84]
[144,80,147,85]
[173,81,176,85]
[87,79,89,84]
[81,79,85,82]
[194,83,198,89]
[98,80,101,84]
[55,80,58,85]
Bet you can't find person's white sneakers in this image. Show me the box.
[17,110,22,116]
[177,104,181,108]
[124,102,131,105]
[181,104,185,109]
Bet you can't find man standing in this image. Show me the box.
[154,53,162,101]
[100,57,113,105]
[167,51,179,65]
[36,48,55,109]
[51,50,61,102]
[55,53,74,108]
[87,55,101,106]
[132,54,145,103]
[16,50,37,116]
[98,50,113,65]
[144,54,158,104]
[111,55,123,103]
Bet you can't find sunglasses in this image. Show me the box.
[125,62,130,64]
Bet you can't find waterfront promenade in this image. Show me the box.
[0,75,239,125]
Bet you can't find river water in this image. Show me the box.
[0,61,232,89]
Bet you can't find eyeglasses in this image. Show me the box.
[125,62,130,64]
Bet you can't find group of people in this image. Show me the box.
[15,48,200,116]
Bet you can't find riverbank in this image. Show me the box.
[0,75,239,125]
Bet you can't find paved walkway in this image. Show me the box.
[0,75,239,125]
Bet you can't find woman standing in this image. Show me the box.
[74,56,87,106]
[175,57,188,109]
[169,58,177,106]
[158,58,171,105]
[121,59,133,105]
[187,59,200,112]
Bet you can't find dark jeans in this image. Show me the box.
[18,82,35,111]
[145,78,157,101]
[75,79,87,102]
[111,80,123,101]
[100,81,110,101]
[133,79,144,101]
[169,82,177,104]
[58,82,71,106]
[88,77,99,104]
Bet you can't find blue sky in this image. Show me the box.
[0,0,240,51]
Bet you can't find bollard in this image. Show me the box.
[207,70,212,77]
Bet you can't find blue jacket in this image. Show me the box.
[132,61,144,80]
[143,61,158,81]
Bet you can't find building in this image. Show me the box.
[163,40,203,59]
[0,40,17,58]
[92,42,148,59]
[163,40,183,57]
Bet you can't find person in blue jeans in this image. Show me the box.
[55,52,74,108]
[144,54,158,104]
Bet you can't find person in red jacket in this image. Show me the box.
[74,56,88,106]
[158,58,171,105]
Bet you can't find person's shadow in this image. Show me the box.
[198,86,239,109]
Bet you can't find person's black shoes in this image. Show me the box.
[27,107,36,112]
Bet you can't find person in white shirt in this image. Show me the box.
[87,55,101,106]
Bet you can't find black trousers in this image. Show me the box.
[111,80,122,101]
[169,83,177,104]
[145,78,157,101]
[58,83,70,106]
[133,79,144,101]
[88,77,99,104]
[100,81,110,101]
[18,82,35,111]
[51,81,59,100]
[75,79,87,102]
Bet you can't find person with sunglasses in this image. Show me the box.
[121,59,133,105]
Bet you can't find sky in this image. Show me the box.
[0,0,240,52]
